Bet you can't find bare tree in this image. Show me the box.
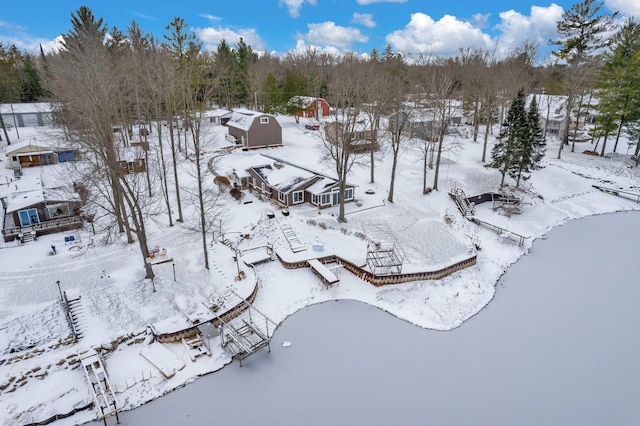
[380,46,410,203]
[49,7,156,278]
[322,53,368,222]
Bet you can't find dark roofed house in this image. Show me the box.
[234,154,355,209]
[226,109,282,150]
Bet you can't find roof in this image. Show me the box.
[226,109,276,131]
[251,162,316,194]
[232,154,272,179]
[117,146,145,162]
[0,102,55,114]
[288,96,327,107]
[305,177,340,195]
[527,94,568,120]
[202,109,232,118]
[6,189,46,212]
[5,140,54,156]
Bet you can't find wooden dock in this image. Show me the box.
[80,350,120,425]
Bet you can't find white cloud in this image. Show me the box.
[288,38,343,57]
[351,12,376,28]
[606,0,640,18]
[494,4,563,56]
[198,14,222,22]
[0,20,27,31]
[131,12,157,21]
[0,34,62,53]
[300,21,368,49]
[471,13,490,29]
[194,26,265,52]
[356,0,406,4]
[386,13,493,57]
[279,0,318,19]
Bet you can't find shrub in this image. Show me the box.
[230,188,243,200]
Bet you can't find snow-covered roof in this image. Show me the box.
[5,139,54,155]
[305,177,339,195]
[202,109,232,118]
[232,154,272,178]
[117,146,145,162]
[251,162,316,193]
[527,94,568,119]
[4,164,79,212]
[0,102,55,114]
[288,96,326,107]
[6,189,46,212]
[227,109,274,131]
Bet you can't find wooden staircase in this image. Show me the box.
[64,290,86,340]
[449,187,475,216]
[277,219,306,252]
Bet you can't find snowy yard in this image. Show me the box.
[1,114,639,425]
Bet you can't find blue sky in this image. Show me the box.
[0,0,636,58]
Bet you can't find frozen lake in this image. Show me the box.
[103,211,640,425]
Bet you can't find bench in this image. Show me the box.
[308,259,339,285]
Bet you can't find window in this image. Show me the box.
[312,194,319,205]
[293,191,304,204]
[45,204,70,219]
[260,117,269,124]
[18,209,39,226]
[344,188,353,200]
[278,191,286,203]
[321,193,331,205]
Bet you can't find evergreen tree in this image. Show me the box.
[549,0,618,157]
[596,19,640,155]
[509,96,546,187]
[0,42,21,102]
[234,37,257,106]
[20,54,45,101]
[487,89,528,187]
[262,72,282,113]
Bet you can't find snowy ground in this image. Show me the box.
[0,115,639,425]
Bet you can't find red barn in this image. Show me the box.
[288,96,331,120]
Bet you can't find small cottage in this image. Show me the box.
[5,140,58,169]
[117,146,147,174]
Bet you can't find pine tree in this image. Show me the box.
[509,96,546,187]
[487,89,528,188]
[20,54,45,101]
[549,0,618,157]
[596,19,640,155]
